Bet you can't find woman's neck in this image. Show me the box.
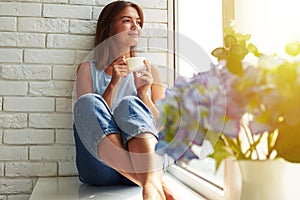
[111,41,131,58]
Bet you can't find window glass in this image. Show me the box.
[173,0,300,195]
[174,0,224,188]
[176,0,223,77]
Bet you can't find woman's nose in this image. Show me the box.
[131,21,141,29]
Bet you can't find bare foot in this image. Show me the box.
[162,181,177,200]
[143,182,166,200]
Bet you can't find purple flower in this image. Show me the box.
[249,120,272,135]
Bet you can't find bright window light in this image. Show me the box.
[234,0,300,57]
[177,0,223,77]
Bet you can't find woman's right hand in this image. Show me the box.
[103,55,129,108]
[109,55,129,87]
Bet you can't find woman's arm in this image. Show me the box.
[150,65,165,103]
[135,62,165,121]
[148,65,165,121]
[75,62,93,99]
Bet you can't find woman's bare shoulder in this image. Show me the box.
[75,61,93,98]
[76,61,91,73]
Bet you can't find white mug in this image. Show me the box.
[126,57,147,72]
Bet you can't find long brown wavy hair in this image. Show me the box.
[94,1,144,68]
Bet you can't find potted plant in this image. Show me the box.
[155,27,300,200]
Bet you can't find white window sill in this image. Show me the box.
[29,173,206,200]
[168,165,224,200]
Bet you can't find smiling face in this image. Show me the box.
[94,1,144,67]
[110,6,142,51]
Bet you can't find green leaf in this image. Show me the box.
[205,130,221,147]
[211,47,228,61]
[247,43,262,57]
[224,35,237,49]
[226,54,244,76]
[208,138,231,171]
[224,26,235,36]
[205,131,232,171]
[235,33,251,46]
[285,41,300,57]
[230,45,248,59]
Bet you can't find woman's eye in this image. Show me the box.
[136,21,141,26]
[123,19,131,23]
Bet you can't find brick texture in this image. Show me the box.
[4,129,54,145]
[18,18,69,33]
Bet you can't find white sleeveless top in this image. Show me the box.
[89,60,138,112]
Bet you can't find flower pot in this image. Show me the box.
[238,159,286,200]
[224,158,242,200]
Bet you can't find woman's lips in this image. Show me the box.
[128,31,139,37]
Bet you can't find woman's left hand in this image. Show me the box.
[133,59,153,98]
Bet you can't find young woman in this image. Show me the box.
[73,1,176,199]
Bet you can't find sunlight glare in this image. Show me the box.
[234,0,300,57]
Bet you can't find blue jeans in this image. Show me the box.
[73,93,158,185]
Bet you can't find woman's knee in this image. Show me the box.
[115,95,151,117]
[117,96,141,109]
[74,93,93,113]
[73,93,113,132]
[74,93,109,116]
[75,93,99,111]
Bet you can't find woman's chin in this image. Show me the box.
[128,39,139,46]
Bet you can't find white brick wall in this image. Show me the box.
[5,162,57,177]
[0,178,32,194]
[0,81,27,96]
[0,33,45,48]
[0,113,27,128]
[18,18,69,33]
[0,49,22,63]
[1,65,52,80]
[0,146,28,160]
[0,0,170,199]
[4,130,54,144]
[43,4,92,19]
[0,162,4,176]
[4,97,55,112]
[0,17,17,31]
[0,129,2,144]
[24,49,75,64]
[56,129,74,144]
[0,2,41,17]
[47,34,95,50]
[58,161,77,176]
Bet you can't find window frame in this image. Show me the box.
[166,0,235,199]
[168,165,224,200]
